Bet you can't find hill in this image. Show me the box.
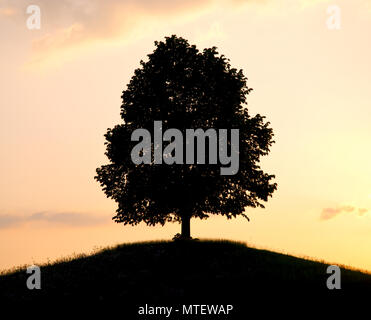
[1,240,370,315]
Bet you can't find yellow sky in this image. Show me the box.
[0,0,371,272]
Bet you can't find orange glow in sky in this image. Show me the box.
[0,0,370,272]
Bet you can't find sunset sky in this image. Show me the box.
[1,0,370,272]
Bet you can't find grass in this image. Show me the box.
[1,239,370,313]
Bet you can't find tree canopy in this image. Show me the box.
[95,35,277,239]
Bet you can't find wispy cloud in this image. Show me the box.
[0,211,108,229]
[320,205,369,221]
[5,0,331,61]
[0,215,22,228]
[358,208,368,216]
[2,0,214,60]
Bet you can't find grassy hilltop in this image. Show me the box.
[1,240,370,314]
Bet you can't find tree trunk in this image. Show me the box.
[181,215,191,239]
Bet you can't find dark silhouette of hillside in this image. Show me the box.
[1,240,370,316]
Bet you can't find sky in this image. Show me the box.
[0,0,371,272]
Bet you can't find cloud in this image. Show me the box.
[0,215,22,228]
[3,0,352,65]
[358,208,368,216]
[8,0,319,62]
[2,0,215,61]
[0,211,108,229]
[320,205,369,221]
[2,0,336,63]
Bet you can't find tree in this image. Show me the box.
[95,35,277,240]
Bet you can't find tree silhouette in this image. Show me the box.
[95,35,277,239]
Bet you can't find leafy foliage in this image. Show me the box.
[95,35,277,228]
